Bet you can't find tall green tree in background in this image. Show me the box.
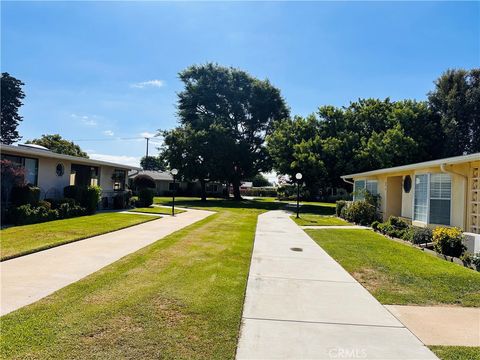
[161,124,231,201]
[163,63,289,200]
[26,134,88,158]
[428,68,480,155]
[1,73,25,144]
[140,156,163,171]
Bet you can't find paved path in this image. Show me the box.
[387,305,480,346]
[236,210,437,359]
[0,208,214,316]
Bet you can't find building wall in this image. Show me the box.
[352,161,475,231]
[37,157,72,199]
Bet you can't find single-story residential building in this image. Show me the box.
[128,170,225,197]
[341,152,480,235]
[1,143,140,208]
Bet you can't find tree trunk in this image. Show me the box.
[200,179,207,202]
[224,183,230,199]
[232,178,242,200]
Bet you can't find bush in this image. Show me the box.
[472,253,480,271]
[38,200,52,210]
[408,226,433,245]
[336,200,347,217]
[84,186,101,214]
[138,188,154,207]
[10,204,59,225]
[374,216,410,239]
[58,202,87,219]
[113,192,131,209]
[371,220,380,231]
[433,227,465,258]
[11,185,41,206]
[343,201,377,225]
[63,185,83,203]
[240,187,278,197]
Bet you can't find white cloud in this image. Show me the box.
[71,113,97,126]
[131,79,165,89]
[103,130,114,136]
[140,131,157,138]
[88,153,140,167]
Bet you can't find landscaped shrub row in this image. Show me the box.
[240,187,278,197]
[8,199,88,225]
[6,185,102,226]
[371,216,477,268]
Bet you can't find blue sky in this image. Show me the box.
[2,1,479,167]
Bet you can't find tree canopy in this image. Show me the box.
[1,73,25,144]
[26,134,88,158]
[140,156,164,171]
[161,63,289,199]
[428,68,480,155]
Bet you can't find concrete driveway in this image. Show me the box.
[236,211,438,359]
[0,208,214,316]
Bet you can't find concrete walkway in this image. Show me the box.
[236,210,437,359]
[0,208,214,316]
[387,305,480,346]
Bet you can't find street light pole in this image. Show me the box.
[171,168,178,216]
[295,172,303,219]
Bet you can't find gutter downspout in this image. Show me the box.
[341,177,354,185]
[440,163,468,231]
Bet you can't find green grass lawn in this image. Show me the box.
[0,201,264,359]
[291,214,349,226]
[0,213,155,261]
[130,206,185,215]
[306,229,480,306]
[429,346,480,360]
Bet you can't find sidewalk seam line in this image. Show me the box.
[242,316,405,329]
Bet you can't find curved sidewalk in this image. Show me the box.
[0,208,214,316]
[236,210,437,359]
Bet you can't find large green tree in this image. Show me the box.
[164,63,289,200]
[1,73,25,144]
[161,124,231,201]
[428,68,480,155]
[140,156,163,171]
[26,134,88,158]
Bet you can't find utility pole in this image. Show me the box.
[145,137,150,158]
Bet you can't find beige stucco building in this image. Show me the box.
[1,143,140,207]
[341,153,480,235]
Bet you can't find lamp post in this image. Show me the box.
[171,168,178,216]
[295,172,302,218]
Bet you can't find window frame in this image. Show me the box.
[412,172,452,226]
[353,179,377,201]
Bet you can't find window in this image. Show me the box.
[429,173,451,225]
[414,174,428,223]
[413,173,451,225]
[354,180,365,201]
[206,184,218,192]
[1,154,38,185]
[56,163,65,177]
[112,169,126,191]
[70,164,99,187]
[366,180,378,196]
[354,179,377,201]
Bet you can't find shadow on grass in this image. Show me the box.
[154,197,336,214]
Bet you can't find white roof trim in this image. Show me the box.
[341,152,480,179]
[1,144,141,171]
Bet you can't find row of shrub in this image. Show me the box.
[240,187,278,197]
[8,198,88,225]
[6,185,103,226]
[371,215,480,270]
